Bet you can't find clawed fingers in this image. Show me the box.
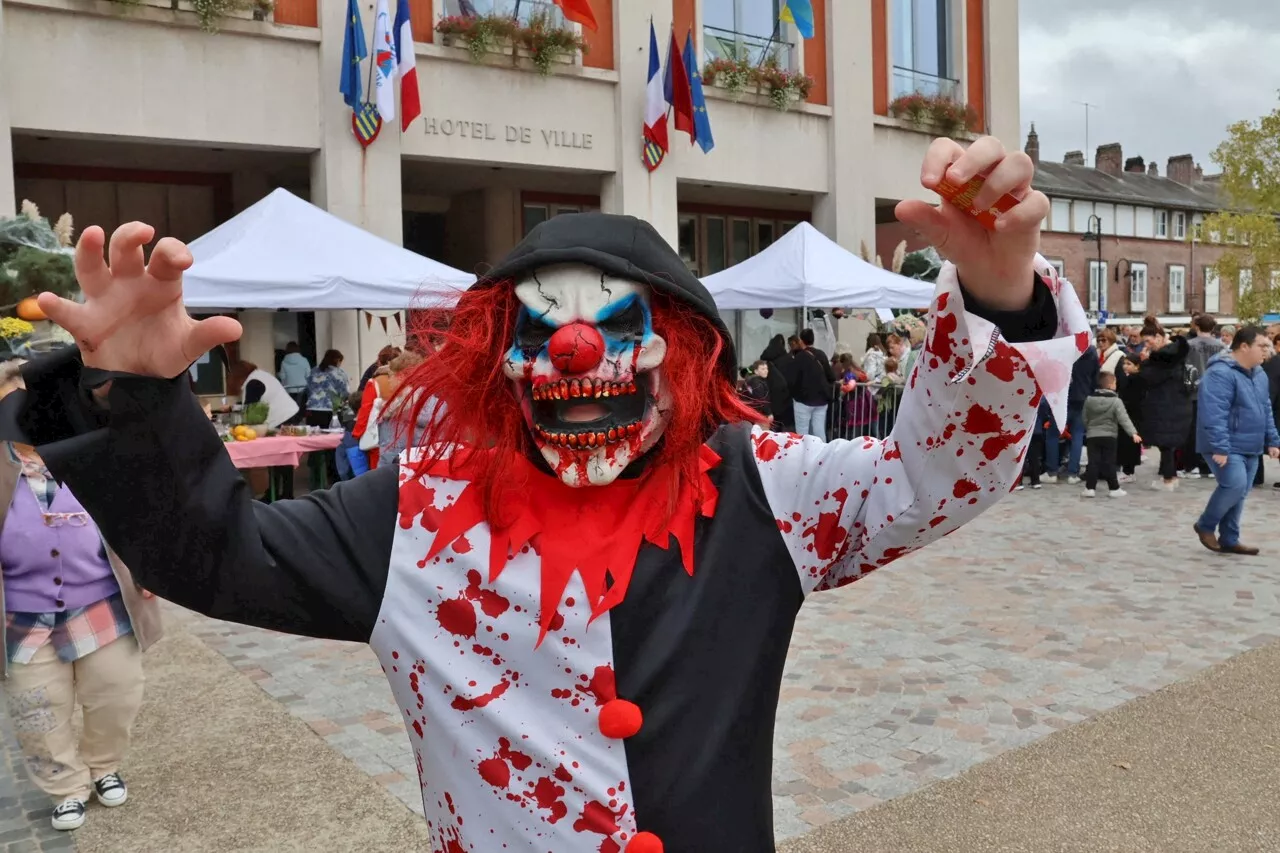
[920,137,967,187]
[971,152,1034,212]
[994,190,1049,234]
[183,316,243,364]
[73,226,110,298]
[36,294,94,345]
[108,222,155,282]
[147,237,195,283]
[945,136,1007,185]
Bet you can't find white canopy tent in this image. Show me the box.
[182,188,475,311]
[700,221,935,311]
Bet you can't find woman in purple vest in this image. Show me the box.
[0,359,162,831]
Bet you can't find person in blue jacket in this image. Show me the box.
[1192,327,1280,555]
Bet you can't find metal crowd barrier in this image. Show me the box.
[824,381,905,441]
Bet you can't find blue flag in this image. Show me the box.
[684,32,714,153]
[780,0,815,39]
[340,0,368,110]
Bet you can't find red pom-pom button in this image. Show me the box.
[547,322,605,375]
[598,698,643,739]
[625,831,664,852]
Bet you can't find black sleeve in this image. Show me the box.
[2,349,398,643]
[959,273,1058,343]
[243,379,266,404]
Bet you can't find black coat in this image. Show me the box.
[1136,337,1193,448]
[759,337,796,429]
[1264,355,1280,431]
[1069,346,1100,409]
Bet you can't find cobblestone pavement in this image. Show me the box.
[0,703,77,852]
[3,478,1278,847]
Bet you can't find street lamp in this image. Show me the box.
[1082,214,1104,320]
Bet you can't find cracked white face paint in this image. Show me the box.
[501,264,671,487]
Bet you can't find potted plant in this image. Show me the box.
[518,10,588,75]
[702,57,814,112]
[435,13,520,64]
[888,92,977,138]
[702,57,753,100]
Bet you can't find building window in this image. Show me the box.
[1129,262,1147,312]
[1046,258,1065,278]
[1115,205,1135,237]
[521,202,594,237]
[704,0,796,69]
[1135,207,1154,239]
[757,221,776,252]
[730,218,752,265]
[891,0,956,99]
[1239,268,1253,296]
[1204,267,1220,313]
[705,217,728,275]
[1173,211,1187,240]
[1168,265,1186,313]
[1088,260,1106,312]
[445,0,565,25]
[677,215,699,272]
[1071,201,1094,234]
[1155,210,1168,238]
[1049,199,1071,233]
[1226,227,1237,244]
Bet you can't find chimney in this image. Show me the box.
[1147,161,1159,177]
[1124,155,1146,174]
[1194,164,1203,182]
[1064,150,1085,166]
[1168,154,1195,185]
[1096,143,1123,176]
[1024,122,1040,165]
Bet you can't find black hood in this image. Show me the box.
[481,212,736,380]
[760,335,788,362]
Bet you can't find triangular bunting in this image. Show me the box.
[380,315,389,334]
[365,312,374,329]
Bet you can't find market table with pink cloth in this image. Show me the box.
[223,432,343,469]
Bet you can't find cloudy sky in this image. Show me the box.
[1019,0,1280,174]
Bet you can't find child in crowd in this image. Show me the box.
[1081,372,1142,498]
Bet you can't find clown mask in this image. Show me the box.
[502,264,670,487]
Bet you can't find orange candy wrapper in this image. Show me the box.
[934,174,1021,230]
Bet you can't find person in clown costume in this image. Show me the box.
[1,137,1087,852]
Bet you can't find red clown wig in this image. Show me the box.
[401,281,766,528]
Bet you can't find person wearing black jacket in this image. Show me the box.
[789,334,835,440]
[1263,334,1280,488]
[1115,354,1146,479]
[1133,325,1193,490]
[759,334,796,431]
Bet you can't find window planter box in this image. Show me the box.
[887,93,978,140]
[701,58,813,113]
[105,0,276,32]
[435,14,586,76]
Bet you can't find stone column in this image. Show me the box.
[309,0,404,382]
[0,0,15,217]
[599,0,678,248]
[814,0,877,349]
[812,0,874,255]
[984,0,1020,148]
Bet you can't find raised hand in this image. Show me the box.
[37,222,242,379]
[895,136,1047,312]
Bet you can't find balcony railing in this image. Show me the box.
[443,0,566,26]
[892,66,959,100]
[703,25,796,71]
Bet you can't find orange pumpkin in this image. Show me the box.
[16,297,46,322]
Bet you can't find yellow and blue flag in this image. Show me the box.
[340,0,367,110]
[683,32,714,154]
[779,0,814,40]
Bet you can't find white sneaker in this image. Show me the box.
[1041,475,1059,485]
[1082,488,1097,498]
[1118,473,1136,483]
[1109,488,1128,498]
[1067,476,1081,485]
[1176,470,1186,478]
[1184,471,1201,479]
[1031,483,1042,490]
[51,798,86,831]
[1150,479,1177,492]
[93,772,128,807]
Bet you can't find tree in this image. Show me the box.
[1204,96,1280,322]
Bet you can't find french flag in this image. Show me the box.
[642,20,669,172]
[394,0,422,130]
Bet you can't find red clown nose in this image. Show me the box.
[547,322,606,374]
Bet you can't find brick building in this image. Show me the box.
[1027,126,1240,327]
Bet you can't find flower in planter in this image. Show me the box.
[702,58,813,111]
[519,10,588,76]
[703,58,753,99]
[888,92,977,137]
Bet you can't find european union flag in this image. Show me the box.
[779,0,815,39]
[340,0,368,110]
[684,32,714,154]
